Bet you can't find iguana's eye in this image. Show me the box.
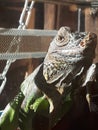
[55,34,69,46]
[55,26,70,46]
[58,35,64,41]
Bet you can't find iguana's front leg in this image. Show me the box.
[19,64,50,130]
[0,91,24,130]
[83,63,98,113]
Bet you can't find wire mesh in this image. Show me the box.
[0,29,56,58]
[0,0,35,93]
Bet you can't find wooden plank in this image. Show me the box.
[1,0,98,7]
[44,3,57,29]
[0,29,57,59]
[56,5,77,30]
[27,8,36,29]
[85,8,98,63]
[34,0,98,7]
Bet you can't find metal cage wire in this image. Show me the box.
[0,0,35,94]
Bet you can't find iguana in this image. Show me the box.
[0,26,97,130]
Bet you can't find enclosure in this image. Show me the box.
[0,0,98,130]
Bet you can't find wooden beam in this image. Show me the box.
[34,0,98,7]
[85,8,98,63]
[44,3,57,29]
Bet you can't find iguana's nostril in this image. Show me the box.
[80,41,86,47]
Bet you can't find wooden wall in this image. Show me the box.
[44,3,78,30]
[0,1,98,130]
[0,1,80,75]
[85,7,98,63]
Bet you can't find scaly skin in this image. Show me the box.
[0,26,97,130]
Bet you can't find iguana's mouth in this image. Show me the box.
[54,48,84,57]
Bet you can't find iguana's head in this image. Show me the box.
[43,26,97,84]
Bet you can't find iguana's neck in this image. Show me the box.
[43,59,92,89]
